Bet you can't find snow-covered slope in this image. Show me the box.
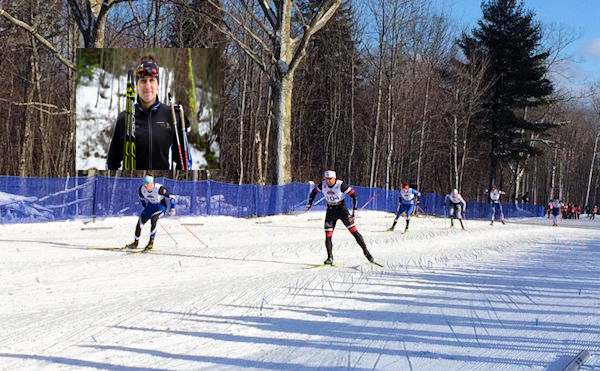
[0,211,598,370]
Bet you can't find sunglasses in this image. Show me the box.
[137,67,158,78]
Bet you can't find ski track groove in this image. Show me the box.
[2,214,600,369]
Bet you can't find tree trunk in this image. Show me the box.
[185,48,198,131]
[385,80,393,191]
[452,114,459,188]
[416,74,430,190]
[585,127,600,207]
[270,0,295,184]
[95,48,104,108]
[347,52,355,183]
[20,28,38,177]
[262,83,272,186]
[153,1,160,48]
[369,45,384,189]
[550,145,558,199]
[271,74,294,184]
[512,165,525,204]
[90,0,106,48]
[239,52,249,184]
[67,14,78,175]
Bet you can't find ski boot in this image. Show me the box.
[459,220,465,230]
[323,256,334,265]
[386,221,397,232]
[490,220,494,226]
[125,240,139,249]
[143,239,154,251]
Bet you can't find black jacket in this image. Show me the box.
[106,98,189,170]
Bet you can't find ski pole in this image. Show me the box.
[297,181,316,212]
[177,101,190,170]
[360,192,377,210]
[177,219,209,248]
[160,222,178,246]
[169,92,185,170]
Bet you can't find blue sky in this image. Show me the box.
[436,0,600,89]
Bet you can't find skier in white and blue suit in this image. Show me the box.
[488,185,506,225]
[125,174,176,250]
[387,183,421,232]
[444,189,466,229]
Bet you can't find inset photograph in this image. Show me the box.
[76,48,220,170]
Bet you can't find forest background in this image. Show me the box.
[1,0,599,206]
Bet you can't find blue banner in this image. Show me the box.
[0,175,544,223]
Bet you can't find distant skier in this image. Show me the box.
[444,189,466,229]
[387,183,421,233]
[305,170,374,265]
[125,174,176,250]
[549,198,563,227]
[488,185,506,225]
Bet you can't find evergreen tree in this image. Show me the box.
[293,0,361,180]
[459,0,554,188]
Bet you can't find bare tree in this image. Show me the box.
[199,0,342,184]
[585,92,600,207]
[65,0,135,48]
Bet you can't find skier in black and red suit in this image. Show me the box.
[305,170,375,265]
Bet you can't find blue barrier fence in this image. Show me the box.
[0,175,544,223]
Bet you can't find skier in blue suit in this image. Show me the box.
[387,183,421,232]
[125,174,176,250]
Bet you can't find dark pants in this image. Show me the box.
[135,203,167,240]
[324,205,367,258]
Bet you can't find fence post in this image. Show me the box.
[92,174,97,223]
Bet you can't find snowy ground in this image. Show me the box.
[1,211,598,370]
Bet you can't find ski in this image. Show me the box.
[127,249,158,254]
[86,246,128,251]
[369,260,384,267]
[123,70,136,169]
[306,263,342,269]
